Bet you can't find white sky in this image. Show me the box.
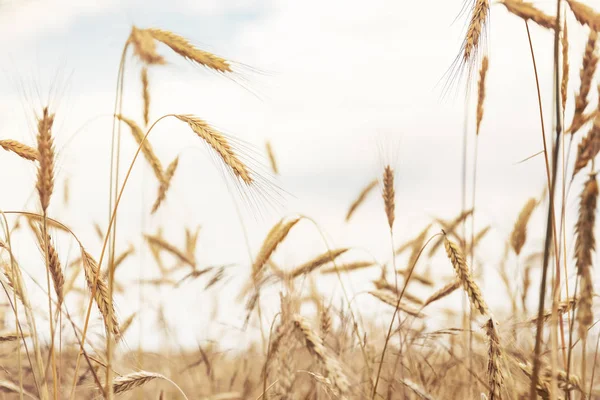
[0,0,597,350]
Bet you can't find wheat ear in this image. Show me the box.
[444,234,489,316]
[0,139,39,161]
[566,0,600,33]
[152,156,179,214]
[175,115,252,184]
[476,56,489,135]
[36,107,55,212]
[382,165,395,229]
[500,0,557,30]
[510,197,537,255]
[346,178,378,222]
[128,26,166,65]
[145,28,232,72]
[568,31,598,134]
[116,114,164,181]
[81,249,119,337]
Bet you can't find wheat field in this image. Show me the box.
[1,0,600,399]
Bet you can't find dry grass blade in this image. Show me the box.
[476,55,489,135]
[152,156,179,214]
[0,139,39,161]
[320,261,375,274]
[175,115,252,184]
[382,166,395,229]
[485,318,504,400]
[36,107,55,212]
[287,248,349,279]
[141,67,151,126]
[499,0,557,30]
[566,0,600,33]
[145,234,196,268]
[573,115,600,177]
[346,178,377,222]
[422,279,461,308]
[252,216,300,281]
[443,235,489,315]
[145,28,232,72]
[81,248,119,337]
[265,140,278,174]
[568,31,598,134]
[368,290,424,317]
[129,26,166,65]
[116,114,164,181]
[510,197,537,255]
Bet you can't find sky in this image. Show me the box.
[0,0,596,349]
